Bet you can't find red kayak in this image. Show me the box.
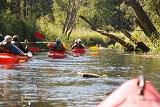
[97,76,160,107]
[71,48,85,56]
[48,51,66,59]
[0,53,29,64]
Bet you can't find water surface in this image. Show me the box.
[0,49,160,107]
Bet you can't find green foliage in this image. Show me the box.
[0,14,38,41]
[142,0,160,30]
[0,0,160,52]
[29,0,53,18]
[69,29,108,47]
[37,16,62,42]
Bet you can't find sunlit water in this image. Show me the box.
[0,49,160,107]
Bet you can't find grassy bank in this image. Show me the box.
[37,17,160,52]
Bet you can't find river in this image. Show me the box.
[0,49,160,107]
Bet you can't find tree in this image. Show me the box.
[62,0,78,39]
[125,0,159,42]
[79,15,134,51]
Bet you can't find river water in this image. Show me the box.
[0,49,160,107]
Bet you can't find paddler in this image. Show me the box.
[47,38,66,52]
[12,35,28,53]
[0,35,24,55]
[71,39,85,50]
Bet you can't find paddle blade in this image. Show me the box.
[34,32,45,40]
[28,47,41,52]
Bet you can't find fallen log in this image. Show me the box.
[79,15,134,51]
[78,72,107,78]
[121,30,150,52]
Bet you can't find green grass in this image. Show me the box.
[37,17,160,52]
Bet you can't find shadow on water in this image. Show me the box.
[0,49,160,107]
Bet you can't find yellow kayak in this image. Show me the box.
[88,46,98,51]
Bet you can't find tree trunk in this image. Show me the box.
[135,19,151,36]
[23,0,28,17]
[62,11,70,35]
[62,0,78,39]
[29,0,33,16]
[121,30,134,42]
[79,16,134,51]
[121,30,150,52]
[16,0,21,21]
[125,0,159,41]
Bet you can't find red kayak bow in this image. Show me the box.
[71,48,85,57]
[0,53,29,64]
[72,48,85,54]
[48,51,66,59]
[97,76,160,107]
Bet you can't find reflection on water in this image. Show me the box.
[0,49,160,107]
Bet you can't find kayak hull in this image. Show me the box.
[72,48,85,54]
[71,48,85,57]
[0,53,29,64]
[48,51,66,59]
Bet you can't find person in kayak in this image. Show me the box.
[71,39,85,50]
[47,38,66,52]
[12,35,28,53]
[0,35,24,55]
[0,35,12,53]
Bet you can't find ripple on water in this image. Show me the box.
[0,50,160,107]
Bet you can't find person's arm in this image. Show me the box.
[47,43,55,51]
[71,44,76,50]
[24,39,29,52]
[80,44,85,49]
[47,43,54,48]
[81,44,85,49]
[19,43,28,53]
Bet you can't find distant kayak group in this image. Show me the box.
[0,35,86,64]
[47,38,85,58]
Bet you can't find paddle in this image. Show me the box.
[21,41,49,44]
[12,44,33,58]
[26,32,46,52]
[32,33,67,52]
[34,32,45,40]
